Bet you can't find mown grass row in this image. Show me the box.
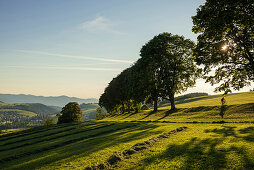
[0,122,137,164]
[1,122,254,169]
[0,122,79,142]
[0,122,114,152]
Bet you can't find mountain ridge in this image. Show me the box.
[0,94,98,107]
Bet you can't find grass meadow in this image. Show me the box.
[0,91,253,169]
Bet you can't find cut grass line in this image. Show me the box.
[0,124,137,163]
[85,126,188,170]
[0,123,115,152]
[0,122,100,147]
[0,123,78,142]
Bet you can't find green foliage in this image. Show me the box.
[43,118,56,126]
[58,102,83,124]
[192,0,254,93]
[99,32,200,113]
[140,32,200,110]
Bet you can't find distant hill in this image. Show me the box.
[0,102,60,116]
[0,94,98,107]
[80,103,99,120]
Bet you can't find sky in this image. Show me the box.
[0,0,253,99]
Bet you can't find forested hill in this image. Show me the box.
[0,102,60,116]
[0,94,98,107]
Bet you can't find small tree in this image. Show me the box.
[219,96,227,119]
[58,102,83,124]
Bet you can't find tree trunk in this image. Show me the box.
[153,99,158,112]
[170,93,175,111]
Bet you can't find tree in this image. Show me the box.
[57,102,83,124]
[192,0,254,93]
[140,32,200,110]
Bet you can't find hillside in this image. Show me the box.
[0,102,60,116]
[0,94,98,107]
[80,103,99,120]
[104,92,254,123]
[0,91,253,169]
[0,102,61,129]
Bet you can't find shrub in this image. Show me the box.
[43,118,56,126]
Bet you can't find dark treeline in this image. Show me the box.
[99,33,201,114]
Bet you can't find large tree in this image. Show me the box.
[192,0,254,93]
[140,33,200,110]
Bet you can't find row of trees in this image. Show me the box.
[99,0,253,114]
[99,33,201,113]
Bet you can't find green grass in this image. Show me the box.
[104,92,254,123]
[0,122,253,169]
[0,91,253,169]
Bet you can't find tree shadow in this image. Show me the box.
[135,126,254,169]
[239,126,254,142]
[3,122,162,169]
[139,110,157,120]
[204,126,237,137]
[140,137,227,169]
[156,109,179,120]
[205,126,254,142]
[120,111,139,120]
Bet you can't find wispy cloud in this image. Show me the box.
[80,16,123,34]
[5,65,122,71]
[17,50,134,64]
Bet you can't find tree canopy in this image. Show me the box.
[58,102,83,124]
[192,0,254,93]
[99,32,200,113]
[140,32,200,110]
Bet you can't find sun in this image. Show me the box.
[221,44,228,51]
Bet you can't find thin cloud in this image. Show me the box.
[80,16,123,34]
[17,50,134,64]
[5,65,122,71]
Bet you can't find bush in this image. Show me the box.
[58,102,83,124]
[43,118,56,126]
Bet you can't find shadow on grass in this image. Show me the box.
[205,126,254,142]
[138,126,254,169]
[156,109,179,121]
[141,137,227,169]
[120,111,139,120]
[139,110,157,120]
[2,122,163,169]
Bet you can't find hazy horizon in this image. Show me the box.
[1,0,253,98]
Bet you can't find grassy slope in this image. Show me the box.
[0,92,253,169]
[0,102,60,117]
[104,92,254,122]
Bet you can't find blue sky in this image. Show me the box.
[0,0,252,98]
